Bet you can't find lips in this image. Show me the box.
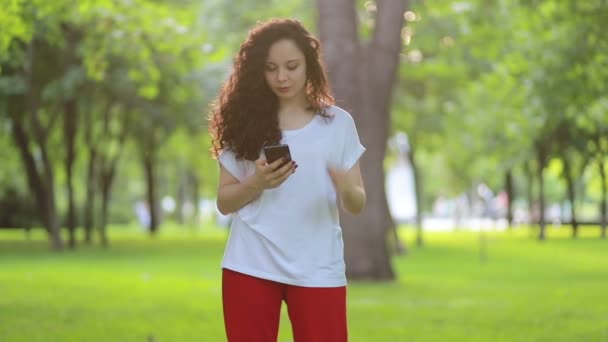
[277,86,290,93]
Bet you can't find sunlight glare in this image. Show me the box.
[364,1,377,13]
[408,50,423,63]
[401,27,413,45]
[404,11,417,22]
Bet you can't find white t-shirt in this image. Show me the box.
[218,105,365,287]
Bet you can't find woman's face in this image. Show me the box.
[264,39,307,102]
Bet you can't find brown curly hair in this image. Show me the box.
[209,18,335,161]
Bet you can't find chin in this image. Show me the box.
[276,90,305,102]
[276,92,295,100]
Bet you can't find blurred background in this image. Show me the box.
[1,0,607,341]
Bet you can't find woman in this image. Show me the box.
[209,18,366,342]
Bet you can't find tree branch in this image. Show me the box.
[316,0,360,107]
[369,0,409,108]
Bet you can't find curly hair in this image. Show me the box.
[209,18,335,161]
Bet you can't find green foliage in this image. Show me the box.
[0,1,30,66]
[393,0,608,211]
[1,0,606,229]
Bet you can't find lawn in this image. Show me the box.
[0,225,606,341]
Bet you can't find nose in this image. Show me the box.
[277,67,288,82]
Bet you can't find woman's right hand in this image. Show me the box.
[250,157,297,190]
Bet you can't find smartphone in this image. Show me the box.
[263,144,292,168]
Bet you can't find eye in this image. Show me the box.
[265,64,277,72]
[287,63,299,71]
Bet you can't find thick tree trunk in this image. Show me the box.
[317,0,408,280]
[64,99,78,248]
[562,156,578,238]
[505,169,514,227]
[316,0,359,107]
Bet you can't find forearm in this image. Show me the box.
[339,185,366,215]
[217,176,263,214]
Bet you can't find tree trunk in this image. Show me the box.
[95,101,130,244]
[61,25,81,248]
[317,0,408,280]
[190,170,200,226]
[522,161,536,234]
[27,43,62,249]
[98,171,111,248]
[7,72,62,249]
[82,99,98,244]
[599,156,607,239]
[144,152,160,234]
[505,169,514,227]
[537,144,547,241]
[64,99,78,248]
[83,148,97,244]
[409,147,424,246]
[12,120,62,247]
[561,155,578,238]
[10,114,49,231]
[97,144,127,246]
[97,155,123,247]
[39,131,61,249]
[176,172,186,225]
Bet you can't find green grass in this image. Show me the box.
[1,225,607,341]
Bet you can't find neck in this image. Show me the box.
[277,93,308,115]
[276,95,315,130]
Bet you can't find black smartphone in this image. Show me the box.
[263,144,292,168]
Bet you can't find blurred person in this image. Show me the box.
[134,200,150,231]
[208,18,366,342]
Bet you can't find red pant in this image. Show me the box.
[222,268,348,342]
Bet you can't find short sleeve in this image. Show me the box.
[218,149,247,182]
[338,111,366,170]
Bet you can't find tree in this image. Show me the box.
[1,0,208,247]
[316,0,408,280]
[1,1,71,250]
